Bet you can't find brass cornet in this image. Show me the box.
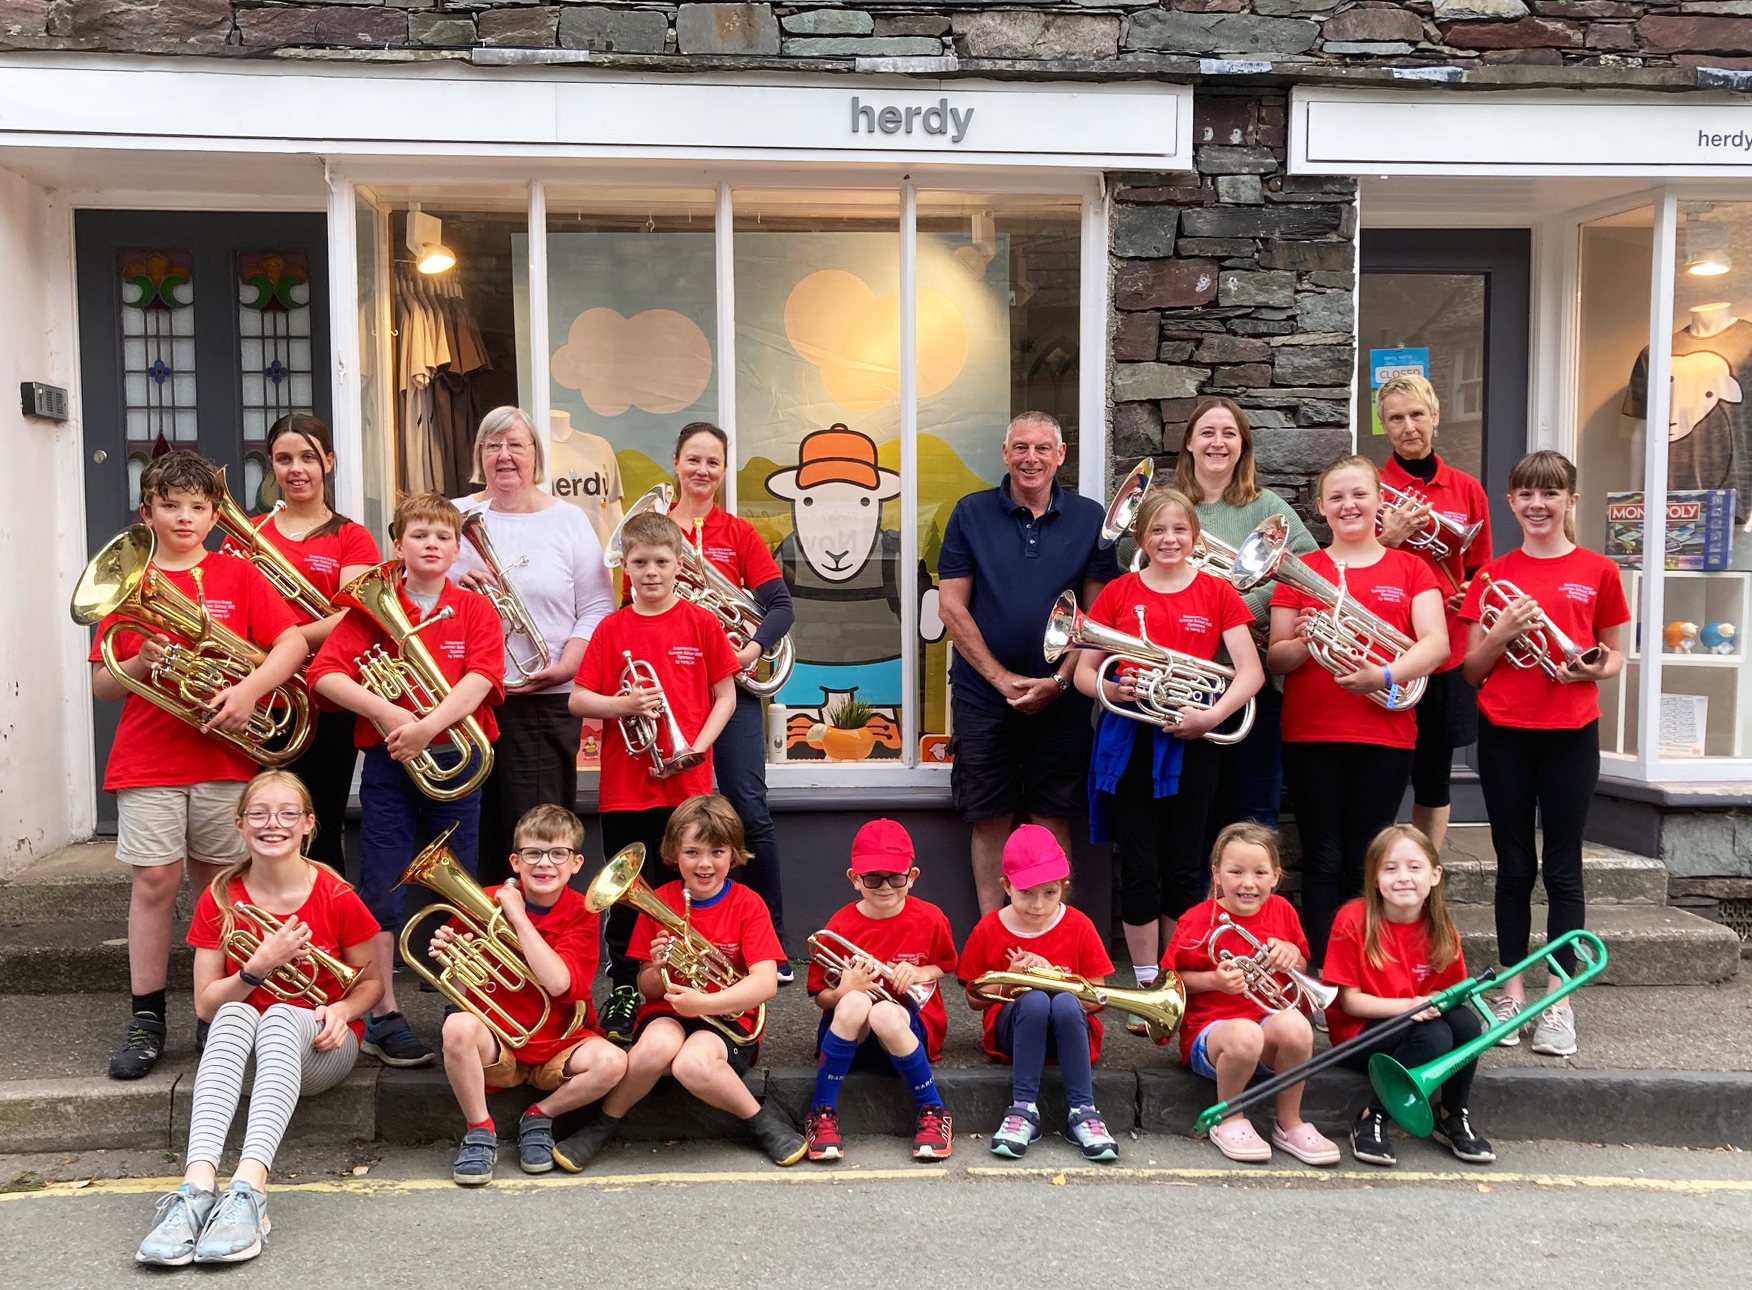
[225,902,363,1007]
[460,509,552,686]
[72,526,314,765]
[969,965,1185,1045]
[618,651,703,778]
[213,467,337,621]
[1043,590,1255,744]
[332,561,494,801]
[584,844,764,1046]
[1378,484,1484,568]
[1206,912,1338,1016]
[807,928,937,1010]
[1476,573,1605,680]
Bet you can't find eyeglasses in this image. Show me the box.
[484,439,533,457]
[515,847,577,864]
[242,808,306,826]
[857,872,911,890]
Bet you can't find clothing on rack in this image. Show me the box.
[394,269,491,496]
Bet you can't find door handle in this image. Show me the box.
[92,450,107,464]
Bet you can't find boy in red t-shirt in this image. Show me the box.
[569,511,737,1041]
[309,492,505,1067]
[803,819,957,1163]
[434,805,627,1186]
[88,451,308,1081]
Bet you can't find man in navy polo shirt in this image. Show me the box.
[937,412,1120,913]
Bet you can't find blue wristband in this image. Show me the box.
[1383,665,1400,709]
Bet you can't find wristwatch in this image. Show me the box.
[1053,673,1071,695]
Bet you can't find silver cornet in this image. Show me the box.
[617,650,703,778]
[1043,590,1255,745]
[1207,912,1338,1016]
[1476,573,1605,680]
[1378,484,1483,566]
[460,510,551,687]
[807,928,937,1010]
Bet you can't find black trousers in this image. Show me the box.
[600,806,675,992]
[1338,1005,1484,1116]
[1477,717,1599,977]
[475,693,583,886]
[1410,666,1479,811]
[1107,733,1221,926]
[284,707,360,875]
[1282,741,1414,970]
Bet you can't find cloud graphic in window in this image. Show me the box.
[782,269,968,411]
[551,307,713,416]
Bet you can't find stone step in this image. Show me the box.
[0,919,195,994]
[1452,905,1742,988]
[0,841,155,925]
[1441,845,1670,907]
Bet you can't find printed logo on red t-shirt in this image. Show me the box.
[669,644,704,668]
[1559,581,1598,606]
[704,542,736,567]
[305,552,340,576]
[201,594,238,619]
[437,638,466,662]
[1178,612,1214,634]
[1372,585,1408,606]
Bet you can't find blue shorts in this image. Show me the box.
[1188,1020,1273,1081]
[814,1008,929,1069]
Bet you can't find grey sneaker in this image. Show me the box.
[453,1126,498,1186]
[1066,1106,1119,1162]
[192,1180,270,1264]
[518,1112,555,1174]
[989,1104,1042,1159]
[135,1183,215,1266]
[1489,995,1526,1048]
[1530,1004,1578,1057]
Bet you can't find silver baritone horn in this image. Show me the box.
[618,650,704,778]
[1476,572,1605,680]
[807,928,937,1010]
[1206,912,1338,1016]
[1100,455,1246,584]
[459,510,552,687]
[1230,514,1426,712]
[1044,589,1255,745]
[1378,483,1484,565]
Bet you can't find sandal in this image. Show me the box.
[1272,1120,1341,1166]
[1208,1116,1272,1163]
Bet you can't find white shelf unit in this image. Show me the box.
[1607,569,1752,759]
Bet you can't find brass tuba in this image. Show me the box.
[332,561,494,801]
[460,509,552,687]
[212,466,336,621]
[1475,572,1606,680]
[584,844,764,1046]
[807,928,937,1010]
[970,965,1185,1045]
[1044,589,1254,745]
[71,526,314,765]
[1230,515,1427,711]
[396,825,590,1051]
[617,652,704,778]
[1205,912,1338,1016]
[225,901,363,1007]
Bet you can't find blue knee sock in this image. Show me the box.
[812,1031,858,1111]
[889,1042,942,1110]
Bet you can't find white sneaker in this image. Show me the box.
[1530,1004,1577,1057]
[1489,995,1525,1048]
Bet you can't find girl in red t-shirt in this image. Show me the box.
[1268,455,1450,971]
[1168,823,1337,1166]
[1076,488,1262,1003]
[136,770,381,1267]
[1460,451,1626,1060]
[1323,824,1494,1168]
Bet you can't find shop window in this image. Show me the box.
[236,250,314,510]
[1355,272,1486,481]
[119,248,197,510]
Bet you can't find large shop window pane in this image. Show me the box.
[1355,273,1486,481]
[915,193,1082,754]
[119,249,198,510]
[733,190,903,763]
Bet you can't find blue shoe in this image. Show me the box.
[775,960,795,986]
[135,1183,215,1266]
[193,1181,269,1264]
[1066,1105,1119,1162]
[518,1112,555,1174]
[453,1126,498,1186]
[989,1104,1042,1159]
[362,1011,435,1068]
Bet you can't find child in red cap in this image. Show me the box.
[957,825,1119,1161]
[804,819,958,1163]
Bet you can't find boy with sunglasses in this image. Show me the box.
[804,819,958,1162]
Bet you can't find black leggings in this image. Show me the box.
[600,806,674,991]
[1282,741,1413,970]
[284,707,360,875]
[1106,733,1220,926]
[1410,667,1478,810]
[1477,717,1599,977]
[1338,1005,1484,1115]
[475,694,583,886]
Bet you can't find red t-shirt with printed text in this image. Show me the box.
[1379,455,1493,673]
[1320,898,1468,1047]
[1459,546,1630,730]
[450,884,602,1066]
[683,506,782,592]
[187,867,379,1041]
[308,571,505,747]
[1166,896,1311,1065]
[806,897,959,1061]
[1271,547,1443,749]
[90,551,302,791]
[957,905,1115,1064]
[628,879,784,1040]
[1086,568,1254,664]
[224,515,381,623]
[574,599,739,811]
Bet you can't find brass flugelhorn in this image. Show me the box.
[618,651,703,778]
[332,561,493,801]
[72,526,314,765]
[460,509,552,686]
[584,844,764,1046]
[1378,483,1484,567]
[397,825,589,1051]
[807,928,937,1010]
[1476,572,1606,681]
[1044,590,1254,745]
[1205,912,1338,1015]
[969,964,1185,1045]
[225,901,362,1007]
[213,466,336,621]
[1231,514,1427,711]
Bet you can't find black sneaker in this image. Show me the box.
[601,986,641,1044]
[1434,1107,1497,1164]
[747,1105,808,1166]
[361,1012,435,1068]
[1350,1108,1395,1167]
[195,1017,210,1054]
[518,1111,556,1174]
[109,1013,166,1080]
[552,1115,620,1173]
[775,960,795,986]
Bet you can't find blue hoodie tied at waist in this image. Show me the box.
[1087,707,1184,845]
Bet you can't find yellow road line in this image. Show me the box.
[965,1165,1752,1194]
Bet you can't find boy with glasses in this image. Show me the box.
[803,819,957,1162]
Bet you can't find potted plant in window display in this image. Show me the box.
[818,697,878,761]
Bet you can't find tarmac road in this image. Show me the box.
[3,1137,1748,1288]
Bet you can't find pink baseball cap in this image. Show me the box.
[1003,824,1069,890]
[850,818,915,874]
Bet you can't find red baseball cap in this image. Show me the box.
[1003,824,1069,890]
[850,818,915,874]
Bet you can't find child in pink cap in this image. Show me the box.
[956,825,1119,1161]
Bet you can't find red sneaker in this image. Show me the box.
[805,1107,843,1163]
[912,1105,953,1160]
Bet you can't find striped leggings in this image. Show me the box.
[185,1001,359,1170]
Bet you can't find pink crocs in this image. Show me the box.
[1208,1116,1272,1163]
[1272,1120,1340,1166]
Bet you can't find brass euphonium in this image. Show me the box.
[1044,590,1255,745]
[584,844,764,1046]
[212,465,336,621]
[332,561,493,801]
[225,901,362,1007]
[970,965,1186,1045]
[1475,572,1606,681]
[1205,912,1339,1016]
[397,824,590,1051]
[71,526,314,766]
[459,510,552,687]
[806,928,937,1010]
[1230,514,1427,711]
[617,651,703,778]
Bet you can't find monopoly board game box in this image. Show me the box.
[1605,490,1736,570]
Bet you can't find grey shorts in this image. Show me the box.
[115,782,248,867]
